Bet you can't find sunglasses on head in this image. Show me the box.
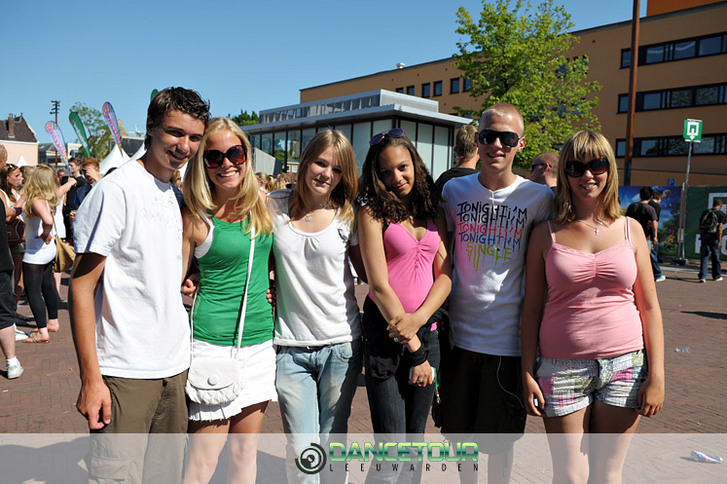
[478,129,521,148]
[203,145,247,169]
[369,128,406,146]
[565,157,610,177]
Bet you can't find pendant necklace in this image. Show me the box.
[575,219,606,235]
[304,200,330,222]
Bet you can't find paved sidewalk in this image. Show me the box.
[0,262,725,482]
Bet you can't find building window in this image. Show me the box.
[396,87,404,94]
[463,78,473,92]
[450,78,460,94]
[615,133,727,157]
[620,49,631,68]
[406,85,415,96]
[622,31,727,68]
[422,83,431,98]
[433,81,442,97]
[617,82,727,112]
[618,94,629,113]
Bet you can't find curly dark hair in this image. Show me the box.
[357,132,438,224]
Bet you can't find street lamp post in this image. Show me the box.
[50,100,60,168]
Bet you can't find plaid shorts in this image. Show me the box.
[535,349,647,417]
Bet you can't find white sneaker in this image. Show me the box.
[698,278,707,283]
[7,362,23,379]
[14,325,28,341]
[655,275,666,282]
[715,277,724,282]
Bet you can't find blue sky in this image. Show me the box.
[2,0,647,147]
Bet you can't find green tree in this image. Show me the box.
[70,102,113,159]
[228,109,259,126]
[454,0,601,167]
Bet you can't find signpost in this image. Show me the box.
[675,119,702,264]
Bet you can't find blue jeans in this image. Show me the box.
[699,236,723,280]
[276,340,362,484]
[648,240,663,279]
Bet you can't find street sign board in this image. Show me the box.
[683,119,702,142]
[668,178,676,186]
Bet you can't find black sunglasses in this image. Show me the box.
[369,128,406,146]
[565,157,610,178]
[203,145,247,169]
[478,129,521,148]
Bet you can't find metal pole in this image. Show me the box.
[675,141,693,264]
[624,0,640,186]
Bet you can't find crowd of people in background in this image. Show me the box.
[3,84,725,484]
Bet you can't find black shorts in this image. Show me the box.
[0,270,16,329]
[440,347,526,453]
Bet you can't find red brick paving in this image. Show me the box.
[1,263,724,435]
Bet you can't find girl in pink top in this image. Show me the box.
[358,128,451,484]
[521,131,665,483]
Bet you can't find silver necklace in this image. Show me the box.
[575,219,606,235]
[304,200,330,222]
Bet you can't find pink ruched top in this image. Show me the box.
[378,220,440,313]
[539,218,644,359]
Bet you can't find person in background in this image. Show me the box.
[0,163,26,304]
[52,173,77,300]
[21,166,61,343]
[70,86,209,484]
[269,130,363,484]
[358,128,451,484]
[697,198,725,283]
[625,187,665,282]
[0,144,23,378]
[170,169,184,207]
[649,189,664,263]
[530,151,559,191]
[522,130,664,483]
[434,124,479,195]
[181,118,275,484]
[73,158,101,207]
[63,157,86,244]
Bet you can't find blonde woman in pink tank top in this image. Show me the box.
[521,131,665,483]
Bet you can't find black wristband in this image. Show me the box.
[405,344,429,367]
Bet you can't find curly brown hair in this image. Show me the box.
[357,131,438,224]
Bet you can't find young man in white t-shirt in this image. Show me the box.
[70,87,208,484]
[440,103,553,484]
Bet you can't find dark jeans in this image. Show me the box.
[649,240,663,279]
[699,236,722,280]
[364,324,440,484]
[22,261,58,329]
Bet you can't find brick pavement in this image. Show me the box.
[0,262,725,480]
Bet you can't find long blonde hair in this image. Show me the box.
[290,130,358,224]
[554,130,621,224]
[23,165,59,218]
[183,117,272,235]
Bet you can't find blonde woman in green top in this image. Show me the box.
[181,117,274,484]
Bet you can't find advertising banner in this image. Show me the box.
[619,185,726,261]
[44,121,68,162]
[102,102,123,148]
[68,111,91,156]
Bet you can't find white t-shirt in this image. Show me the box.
[441,174,553,356]
[74,160,190,378]
[269,189,361,346]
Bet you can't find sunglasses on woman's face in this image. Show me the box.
[369,128,406,146]
[478,129,521,148]
[565,157,610,177]
[203,145,247,169]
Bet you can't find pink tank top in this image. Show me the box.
[539,218,644,359]
[378,220,440,313]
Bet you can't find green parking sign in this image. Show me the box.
[683,119,702,142]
